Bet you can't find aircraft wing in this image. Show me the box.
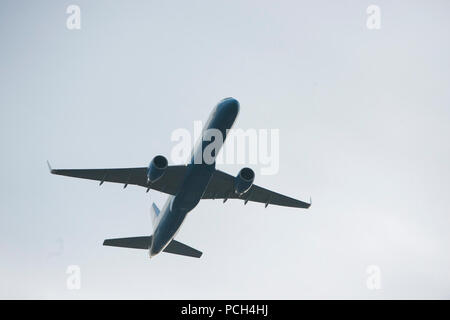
[202,170,311,209]
[49,164,187,195]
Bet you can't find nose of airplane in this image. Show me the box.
[219,97,240,118]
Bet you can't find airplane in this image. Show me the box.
[49,97,311,259]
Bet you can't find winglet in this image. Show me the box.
[46,160,55,174]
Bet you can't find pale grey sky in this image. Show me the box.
[1,0,450,299]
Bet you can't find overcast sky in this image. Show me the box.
[1,0,450,299]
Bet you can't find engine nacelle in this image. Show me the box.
[147,155,168,183]
[234,167,255,195]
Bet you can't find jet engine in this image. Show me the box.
[234,167,255,195]
[147,155,168,183]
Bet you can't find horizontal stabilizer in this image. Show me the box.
[103,236,202,258]
[164,239,203,258]
[103,236,151,249]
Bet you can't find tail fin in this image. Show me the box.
[150,202,160,228]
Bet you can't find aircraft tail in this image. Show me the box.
[103,202,202,258]
[150,202,160,229]
[103,237,202,258]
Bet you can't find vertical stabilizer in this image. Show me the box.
[150,202,160,229]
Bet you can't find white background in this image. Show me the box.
[0,0,449,298]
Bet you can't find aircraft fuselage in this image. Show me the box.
[149,97,240,257]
